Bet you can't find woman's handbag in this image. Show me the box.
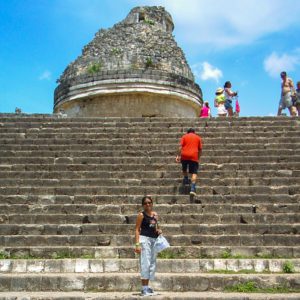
[154,235,170,253]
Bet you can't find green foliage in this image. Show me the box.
[87,62,102,74]
[0,252,10,259]
[225,281,258,293]
[145,57,153,68]
[111,48,122,56]
[209,269,270,274]
[0,251,94,260]
[283,261,295,273]
[225,281,300,293]
[144,19,155,25]
[221,249,232,259]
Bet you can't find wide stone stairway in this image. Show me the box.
[0,114,299,299]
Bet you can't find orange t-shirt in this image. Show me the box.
[180,133,202,162]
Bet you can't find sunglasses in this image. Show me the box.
[143,202,152,205]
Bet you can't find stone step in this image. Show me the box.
[2,245,299,259]
[0,203,299,215]
[0,123,300,137]
[1,258,300,274]
[1,194,298,205]
[1,177,299,188]
[1,137,300,146]
[0,273,299,292]
[1,131,300,140]
[1,143,299,151]
[2,162,300,172]
[0,115,298,124]
[1,213,299,224]
[1,224,299,236]
[1,170,298,180]
[1,291,300,300]
[1,234,299,247]
[2,149,300,158]
[0,119,298,129]
[1,185,299,196]
[1,155,299,165]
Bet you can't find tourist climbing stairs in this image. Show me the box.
[0,114,299,299]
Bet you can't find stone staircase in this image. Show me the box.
[0,114,299,299]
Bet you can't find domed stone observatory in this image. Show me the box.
[54,6,202,117]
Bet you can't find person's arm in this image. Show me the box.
[176,138,183,162]
[290,79,296,94]
[175,145,181,163]
[153,212,162,235]
[225,88,237,97]
[134,213,143,253]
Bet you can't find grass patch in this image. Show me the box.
[87,62,102,74]
[145,57,154,68]
[0,251,94,260]
[144,19,155,25]
[111,48,122,56]
[209,269,271,274]
[221,249,233,259]
[283,260,295,273]
[225,281,300,293]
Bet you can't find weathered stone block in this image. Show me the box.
[75,259,89,273]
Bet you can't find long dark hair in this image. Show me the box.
[142,196,153,205]
[224,81,231,88]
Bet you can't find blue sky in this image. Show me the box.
[1,0,300,117]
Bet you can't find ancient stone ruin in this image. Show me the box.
[54,6,202,117]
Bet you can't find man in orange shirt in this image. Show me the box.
[175,128,203,196]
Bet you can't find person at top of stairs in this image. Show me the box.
[176,128,203,196]
[135,196,162,297]
[277,71,296,116]
[224,81,238,117]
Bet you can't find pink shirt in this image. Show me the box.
[200,106,209,118]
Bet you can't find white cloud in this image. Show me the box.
[192,62,223,82]
[264,51,300,78]
[146,0,300,48]
[39,71,52,81]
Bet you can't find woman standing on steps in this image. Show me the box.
[224,81,238,117]
[135,195,162,296]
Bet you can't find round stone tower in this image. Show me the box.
[54,6,202,117]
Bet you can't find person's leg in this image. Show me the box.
[147,238,157,294]
[228,107,233,117]
[142,279,149,286]
[139,237,151,294]
[181,161,189,184]
[277,97,284,116]
[277,106,282,116]
[296,104,300,116]
[189,161,199,195]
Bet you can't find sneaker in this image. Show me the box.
[147,287,158,295]
[140,289,151,297]
[190,186,197,196]
[182,177,190,185]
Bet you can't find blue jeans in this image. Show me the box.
[225,99,232,110]
[139,235,157,280]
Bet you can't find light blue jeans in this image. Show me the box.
[139,235,157,280]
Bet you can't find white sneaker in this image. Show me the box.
[141,289,152,297]
[147,287,158,295]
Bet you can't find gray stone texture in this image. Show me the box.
[53,6,202,117]
[0,114,300,298]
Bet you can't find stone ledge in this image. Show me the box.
[1,259,300,274]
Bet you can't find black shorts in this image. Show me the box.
[181,160,199,174]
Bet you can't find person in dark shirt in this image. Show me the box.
[135,196,162,296]
[176,128,203,195]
